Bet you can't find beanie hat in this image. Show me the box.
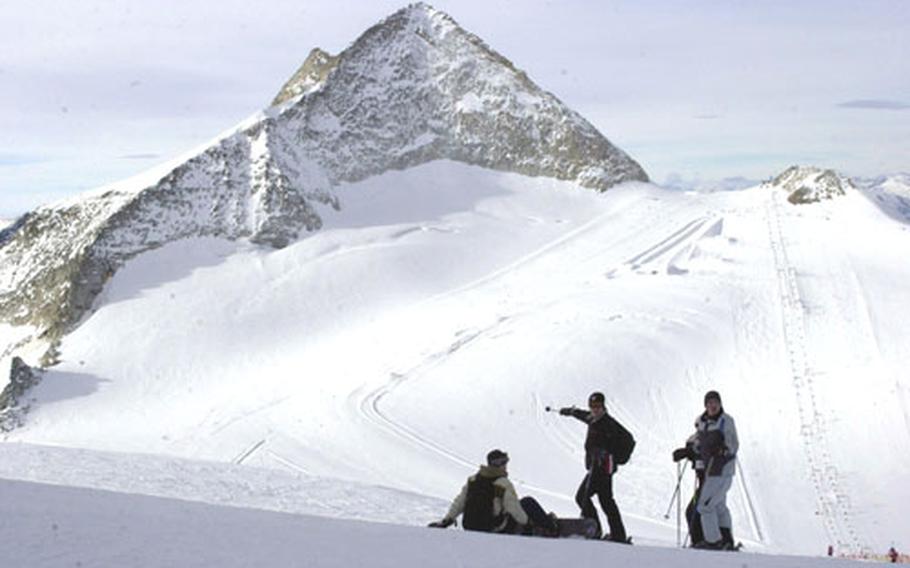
[588,392,605,406]
[486,449,509,467]
[704,390,722,405]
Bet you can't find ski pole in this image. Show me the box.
[663,463,687,518]
[676,461,683,547]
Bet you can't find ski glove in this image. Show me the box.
[672,447,689,462]
[428,518,455,528]
[559,407,574,416]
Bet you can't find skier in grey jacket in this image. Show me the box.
[691,390,739,550]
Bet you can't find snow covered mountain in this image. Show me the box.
[762,165,853,204]
[1,4,909,564]
[2,156,909,558]
[0,2,647,372]
[855,173,910,223]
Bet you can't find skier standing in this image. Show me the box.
[559,391,630,543]
[688,390,739,550]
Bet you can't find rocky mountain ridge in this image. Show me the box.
[0,3,648,371]
[763,165,854,204]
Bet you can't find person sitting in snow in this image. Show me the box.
[429,449,558,536]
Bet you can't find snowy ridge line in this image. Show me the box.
[765,192,866,553]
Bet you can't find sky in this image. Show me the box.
[0,0,908,217]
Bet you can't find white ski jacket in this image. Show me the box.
[694,410,739,477]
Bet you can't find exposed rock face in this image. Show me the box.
[0,2,648,367]
[272,48,341,106]
[764,165,854,204]
[0,357,41,431]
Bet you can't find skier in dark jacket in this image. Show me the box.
[559,392,629,543]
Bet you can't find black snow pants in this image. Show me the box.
[575,467,626,541]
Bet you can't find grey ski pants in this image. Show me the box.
[696,474,733,543]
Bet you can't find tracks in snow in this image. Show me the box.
[625,216,709,269]
[765,192,867,553]
[605,214,723,278]
[353,320,511,471]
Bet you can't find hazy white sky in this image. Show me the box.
[1,0,908,217]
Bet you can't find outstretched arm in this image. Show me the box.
[559,407,590,423]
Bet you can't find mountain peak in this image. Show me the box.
[0,4,647,369]
[764,165,854,204]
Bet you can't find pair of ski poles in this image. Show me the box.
[664,461,688,547]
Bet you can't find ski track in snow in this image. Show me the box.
[604,213,722,278]
[625,216,708,269]
[350,314,600,502]
[765,192,867,553]
[351,322,502,471]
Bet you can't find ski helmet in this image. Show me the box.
[588,392,605,407]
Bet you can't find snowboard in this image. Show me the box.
[555,517,599,539]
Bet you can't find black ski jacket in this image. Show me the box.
[567,409,626,471]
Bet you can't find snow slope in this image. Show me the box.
[1,469,877,568]
[4,160,909,558]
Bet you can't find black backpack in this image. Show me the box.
[462,476,497,531]
[609,416,636,465]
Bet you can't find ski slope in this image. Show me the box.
[3,160,909,558]
[0,466,879,567]
[2,469,881,567]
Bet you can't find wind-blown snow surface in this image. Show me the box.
[4,161,910,559]
[0,454,874,568]
[0,477,873,568]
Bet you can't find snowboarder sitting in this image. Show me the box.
[428,449,558,536]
